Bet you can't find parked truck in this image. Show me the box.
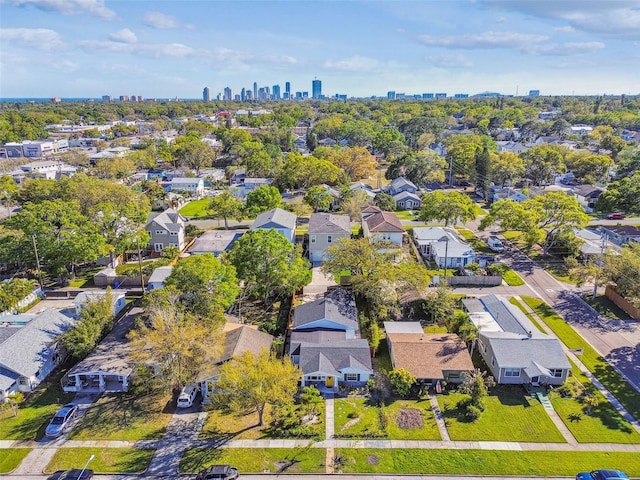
[487,236,504,253]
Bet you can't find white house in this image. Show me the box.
[169,177,205,198]
[73,290,127,318]
[413,227,476,268]
[362,210,404,246]
[147,266,173,290]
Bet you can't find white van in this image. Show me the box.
[177,384,199,408]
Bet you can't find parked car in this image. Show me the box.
[576,470,629,480]
[47,469,93,480]
[45,404,78,438]
[177,383,199,408]
[487,235,504,253]
[607,212,626,220]
[195,465,239,480]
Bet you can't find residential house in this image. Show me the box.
[572,185,604,213]
[319,184,342,211]
[169,177,205,198]
[61,310,136,393]
[496,142,528,154]
[349,182,376,201]
[384,322,474,386]
[308,213,351,263]
[491,187,528,204]
[250,208,297,243]
[297,339,372,392]
[393,191,422,210]
[73,290,127,318]
[462,295,570,386]
[362,210,404,246]
[147,266,173,291]
[0,309,75,399]
[188,230,244,257]
[200,322,274,402]
[146,208,186,253]
[388,177,418,196]
[600,225,640,246]
[412,227,476,268]
[292,288,358,339]
[361,205,382,220]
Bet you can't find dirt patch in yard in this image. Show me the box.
[367,455,379,465]
[340,416,361,431]
[396,408,424,429]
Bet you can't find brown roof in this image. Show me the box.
[386,333,474,379]
[364,211,404,232]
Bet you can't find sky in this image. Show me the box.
[1,0,639,99]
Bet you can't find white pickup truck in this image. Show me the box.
[487,236,504,253]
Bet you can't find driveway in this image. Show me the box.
[302,263,337,300]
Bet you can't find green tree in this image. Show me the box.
[62,290,114,359]
[212,349,300,426]
[208,192,244,229]
[422,282,457,325]
[475,144,491,200]
[325,146,377,181]
[458,368,496,413]
[227,229,311,303]
[489,151,525,186]
[374,193,396,211]
[165,253,239,321]
[340,190,372,221]
[520,145,565,186]
[304,185,333,212]
[129,294,223,392]
[173,134,216,174]
[385,151,446,187]
[246,186,282,217]
[481,193,589,253]
[602,243,640,306]
[418,191,477,226]
[0,175,18,218]
[388,368,416,396]
[443,134,493,183]
[596,171,640,214]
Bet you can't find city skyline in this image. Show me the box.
[1,1,639,98]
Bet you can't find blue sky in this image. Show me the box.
[1,0,639,99]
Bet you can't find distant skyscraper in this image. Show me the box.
[253,82,257,101]
[245,89,253,100]
[223,87,232,101]
[285,81,291,95]
[312,79,322,99]
[203,86,210,101]
[387,91,396,100]
[272,85,281,100]
[102,95,112,102]
[241,88,246,102]
[528,90,540,97]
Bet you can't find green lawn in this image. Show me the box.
[69,393,172,441]
[45,448,154,474]
[0,372,74,440]
[437,388,566,442]
[115,259,159,276]
[334,398,385,438]
[180,447,325,474]
[503,269,525,286]
[521,296,640,422]
[179,199,211,218]
[455,228,492,254]
[395,210,418,220]
[336,449,640,476]
[383,399,441,440]
[0,449,30,473]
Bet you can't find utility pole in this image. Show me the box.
[593,233,608,299]
[443,237,449,279]
[31,235,44,291]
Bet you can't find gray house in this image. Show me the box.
[389,177,418,196]
[462,295,570,386]
[145,208,186,254]
[0,309,75,399]
[250,208,297,243]
[292,288,358,338]
[393,191,422,210]
[308,213,351,263]
[600,225,640,246]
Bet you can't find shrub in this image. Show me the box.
[388,368,417,397]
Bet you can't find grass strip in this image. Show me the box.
[508,297,546,332]
[337,449,640,476]
[521,296,640,421]
[45,448,154,474]
[503,269,525,286]
[0,449,30,473]
[180,447,325,474]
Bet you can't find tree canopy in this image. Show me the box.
[418,191,477,226]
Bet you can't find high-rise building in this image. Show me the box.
[253,82,257,100]
[272,85,281,100]
[312,79,322,99]
[241,88,246,102]
[245,89,253,100]
[528,90,540,97]
[102,95,112,102]
[223,87,232,101]
[203,86,211,101]
[387,91,396,100]
[285,81,291,95]
[119,95,130,102]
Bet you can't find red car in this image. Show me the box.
[607,212,626,220]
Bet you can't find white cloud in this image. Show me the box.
[417,31,548,49]
[527,41,605,55]
[142,11,193,29]
[108,28,137,44]
[425,53,474,68]
[323,55,382,71]
[78,39,199,58]
[5,0,116,19]
[0,27,63,50]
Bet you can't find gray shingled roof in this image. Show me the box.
[390,176,417,191]
[308,213,351,235]
[146,208,185,233]
[479,295,535,336]
[251,208,297,231]
[0,309,75,381]
[188,230,244,255]
[298,339,372,376]
[293,288,358,330]
[288,330,348,356]
[480,331,570,370]
[147,266,173,285]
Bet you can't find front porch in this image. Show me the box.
[62,371,129,393]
